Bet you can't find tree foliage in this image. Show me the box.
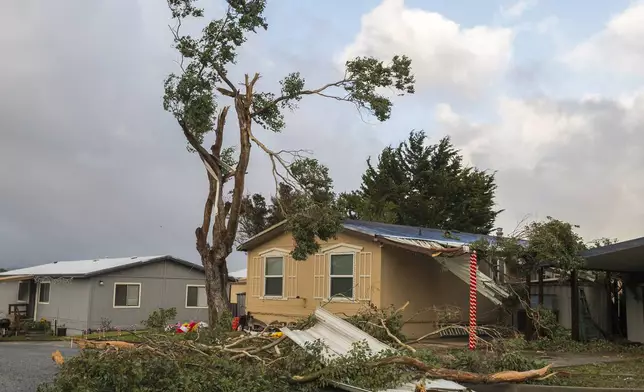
[160,0,414,321]
[339,131,500,234]
[40,305,550,392]
[473,216,587,276]
[238,158,343,260]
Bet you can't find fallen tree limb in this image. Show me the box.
[292,355,552,384]
[52,350,64,365]
[230,335,287,360]
[380,319,416,353]
[75,339,137,350]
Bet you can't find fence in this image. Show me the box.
[229,293,246,318]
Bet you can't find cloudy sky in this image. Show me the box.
[2,0,644,271]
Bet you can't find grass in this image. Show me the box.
[538,358,644,388]
[67,329,150,342]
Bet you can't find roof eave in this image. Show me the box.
[236,220,289,252]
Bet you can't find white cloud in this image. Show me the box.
[501,0,538,19]
[564,2,644,74]
[339,0,513,97]
[436,93,644,241]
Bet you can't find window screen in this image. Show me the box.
[187,286,207,307]
[114,284,140,307]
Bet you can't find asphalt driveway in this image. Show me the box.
[0,341,78,391]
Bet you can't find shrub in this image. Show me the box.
[142,307,177,330]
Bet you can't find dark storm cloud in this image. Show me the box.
[0,1,210,268]
[0,0,391,271]
[440,95,644,242]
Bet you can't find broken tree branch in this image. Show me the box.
[380,318,416,353]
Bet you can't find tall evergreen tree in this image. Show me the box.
[339,130,501,234]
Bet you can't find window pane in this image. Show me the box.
[39,283,50,303]
[114,285,127,306]
[330,254,354,275]
[265,257,283,276]
[330,277,353,298]
[264,277,283,296]
[197,287,207,307]
[187,286,198,307]
[18,282,29,302]
[126,285,140,306]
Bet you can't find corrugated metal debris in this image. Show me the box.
[282,307,473,392]
[281,307,392,362]
[331,379,470,392]
[434,256,509,306]
[342,220,490,247]
[375,236,508,305]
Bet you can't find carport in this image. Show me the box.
[581,236,644,343]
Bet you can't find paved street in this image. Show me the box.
[0,341,78,391]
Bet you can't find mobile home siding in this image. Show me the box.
[626,287,644,343]
[245,231,382,324]
[35,279,91,335]
[88,260,208,330]
[0,281,20,315]
[380,246,500,338]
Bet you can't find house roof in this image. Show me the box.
[582,236,644,272]
[237,219,499,252]
[0,255,207,278]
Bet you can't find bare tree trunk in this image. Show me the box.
[202,250,229,327]
[188,79,255,327]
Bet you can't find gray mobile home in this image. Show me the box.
[0,255,231,335]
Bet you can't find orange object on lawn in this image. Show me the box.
[232,317,240,331]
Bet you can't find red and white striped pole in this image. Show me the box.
[468,250,478,350]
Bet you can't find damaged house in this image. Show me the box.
[237,220,510,338]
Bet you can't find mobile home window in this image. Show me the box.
[264,257,284,297]
[186,285,207,308]
[330,254,354,299]
[38,282,50,304]
[17,281,29,302]
[114,283,141,307]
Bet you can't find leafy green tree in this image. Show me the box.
[473,217,587,281]
[340,130,500,234]
[162,0,414,323]
[238,158,337,245]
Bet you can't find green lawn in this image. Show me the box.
[539,358,644,388]
[68,330,149,342]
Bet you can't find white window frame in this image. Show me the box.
[263,255,285,299]
[38,281,51,304]
[113,282,142,309]
[17,281,29,303]
[328,252,356,301]
[185,284,208,309]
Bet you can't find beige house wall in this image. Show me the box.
[245,231,382,324]
[229,281,246,304]
[380,246,501,338]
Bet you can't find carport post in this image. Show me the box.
[468,250,478,350]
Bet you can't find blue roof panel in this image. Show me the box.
[342,220,498,246]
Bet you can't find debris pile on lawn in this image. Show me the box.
[165,321,209,334]
[45,305,553,392]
